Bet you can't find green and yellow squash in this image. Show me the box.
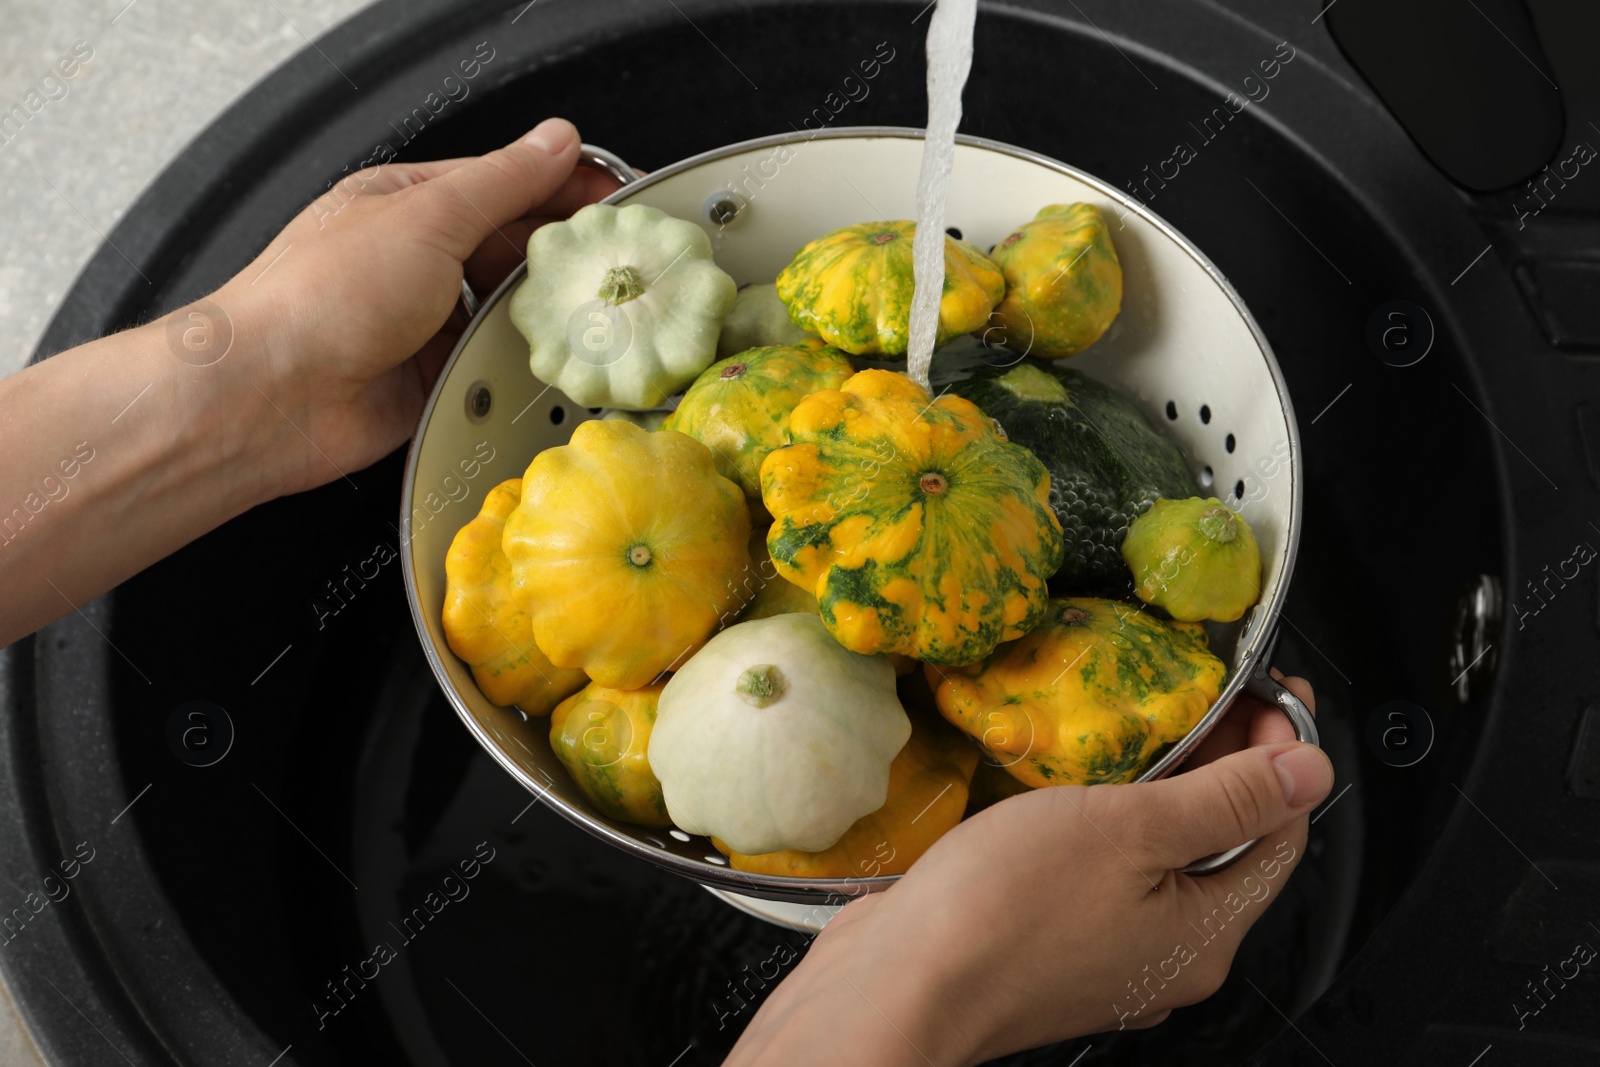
[760,368,1064,665]
[738,527,822,621]
[928,597,1224,788]
[775,221,1004,356]
[987,203,1122,359]
[1122,497,1262,622]
[549,681,671,826]
[661,344,855,502]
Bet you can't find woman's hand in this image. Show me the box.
[0,118,616,648]
[725,675,1333,1066]
[217,116,621,498]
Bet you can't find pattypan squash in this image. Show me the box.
[550,681,671,826]
[441,479,588,714]
[1122,497,1262,622]
[737,527,822,622]
[601,408,670,431]
[510,203,737,409]
[711,707,977,877]
[988,204,1122,359]
[718,283,826,358]
[503,419,752,690]
[734,528,915,678]
[776,221,1004,356]
[661,343,855,502]
[949,361,1198,595]
[928,597,1224,788]
[647,613,910,855]
[760,369,1063,665]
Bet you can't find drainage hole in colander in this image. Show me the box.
[669,829,691,843]
[1225,433,1236,453]
[643,836,665,848]
[588,406,603,414]
[704,854,728,866]
[1165,400,1178,420]
[1234,479,1245,500]
[549,405,566,425]
[946,226,962,239]
[1200,404,1211,424]
[1199,465,1214,489]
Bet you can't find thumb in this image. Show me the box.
[1133,741,1333,869]
[408,117,582,262]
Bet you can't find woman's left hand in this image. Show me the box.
[0,117,617,647]
[216,116,620,498]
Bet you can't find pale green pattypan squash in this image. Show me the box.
[510,203,737,409]
[647,613,910,855]
[600,408,670,431]
[717,283,825,358]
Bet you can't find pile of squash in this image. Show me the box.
[441,201,1263,880]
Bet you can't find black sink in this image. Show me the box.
[5,1,1598,1065]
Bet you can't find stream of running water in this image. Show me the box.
[905,0,978,391]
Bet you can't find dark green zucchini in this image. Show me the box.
[950,361,1199,595]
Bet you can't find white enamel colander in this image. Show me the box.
[401,127,1317,932]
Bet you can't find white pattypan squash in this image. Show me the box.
[510,203,736,409]
[648,613,910,856]
[600,408,670,431]
[716,282,822,359]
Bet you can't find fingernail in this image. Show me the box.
[523,118,576,154]
[1273,745,1332,808]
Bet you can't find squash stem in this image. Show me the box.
[1197,506,1239,544]
[736,664,786,708]
[599,266,645,306]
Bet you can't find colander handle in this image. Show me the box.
[455,143,641,317]
[1178,668,1321,876]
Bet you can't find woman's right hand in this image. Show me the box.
[725,676,1332,1066]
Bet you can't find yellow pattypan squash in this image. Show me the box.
[441,479,588,714]
[504,419,752,690]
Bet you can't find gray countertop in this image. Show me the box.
[0,1,373,1059]
[1,0,375,380]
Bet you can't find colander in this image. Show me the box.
[401,127,1317,932]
